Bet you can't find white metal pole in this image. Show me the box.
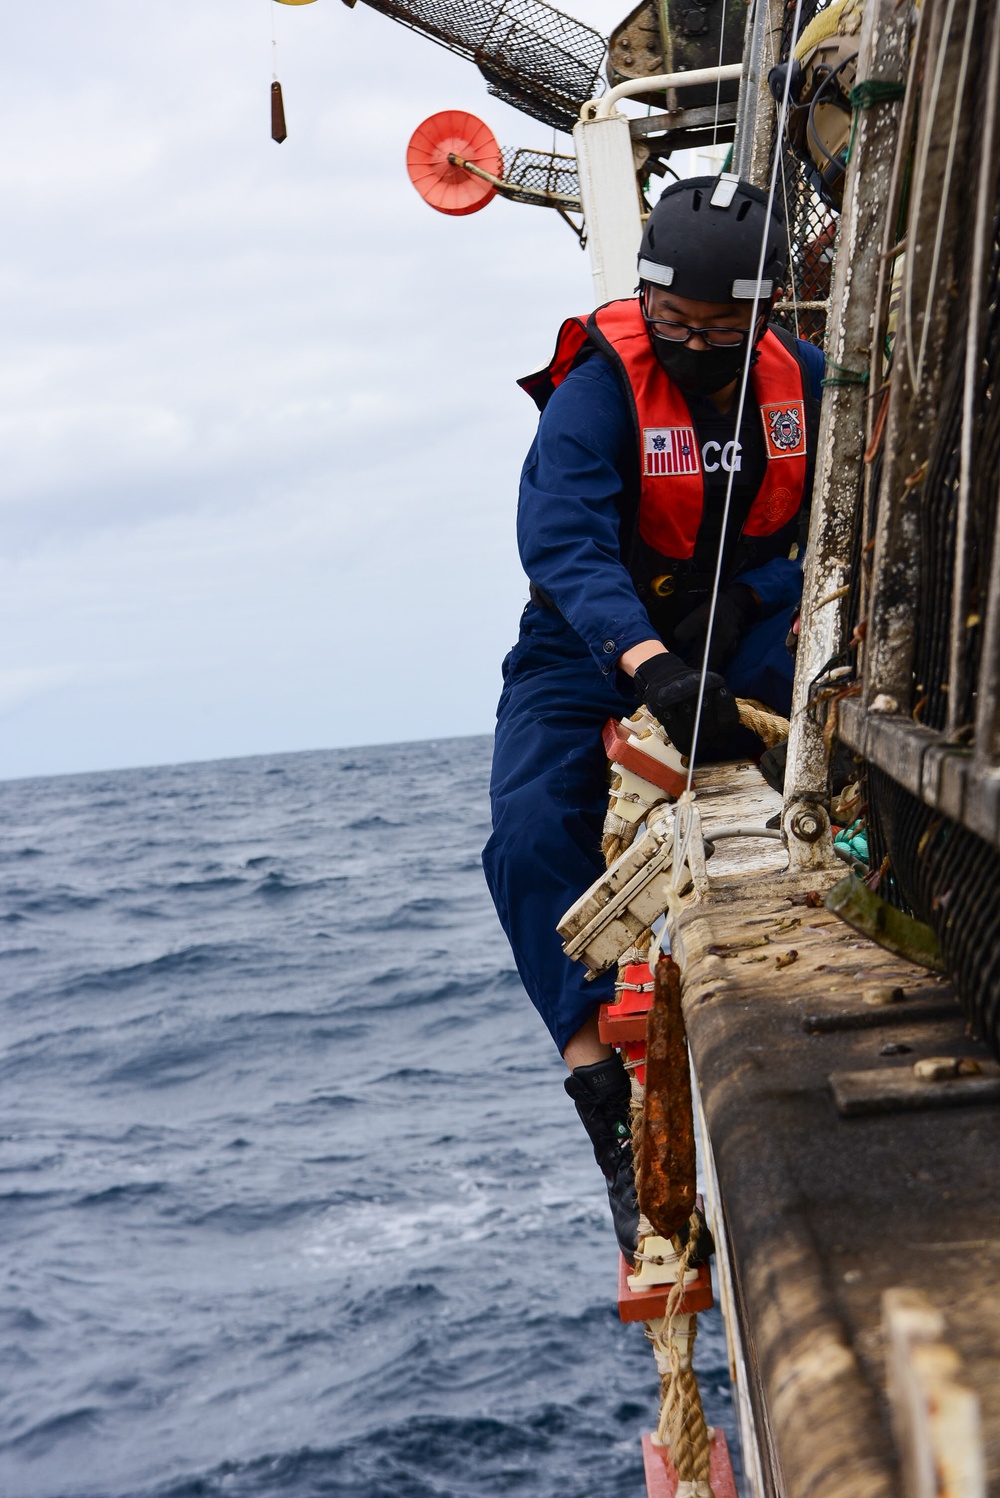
[572,114,643,302]
[575,64,744,302]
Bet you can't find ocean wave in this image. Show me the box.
[99,1041,218,1088]
[46,945,241,1001]
[0,1404,101,1456]
[0,738,736,1498]
[4,888,103,914]
[173,874,248,893]
[131,1408,647,1498]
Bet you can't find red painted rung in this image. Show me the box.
[622,1038,646,1085]
[618,1254,714,1323]
[599,961,654,1044]
[603,718,687,799]
[642,1429,738,1498]
[599,1004,647,1043]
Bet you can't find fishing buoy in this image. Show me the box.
[271,80,287,143]
[406,111,502,216]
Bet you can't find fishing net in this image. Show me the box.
[768,0,840,345]
[357,0,606,131]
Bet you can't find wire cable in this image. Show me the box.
[766,12,802,340]
[671,0,807,884]
[767,16,802,341]
[712,0,729,148]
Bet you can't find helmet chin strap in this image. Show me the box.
[752,289,779,342]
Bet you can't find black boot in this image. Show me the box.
[564,1054,640,1264]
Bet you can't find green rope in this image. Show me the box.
[848,79,907,109]
[845,78,907,164]
[822,358,869,389]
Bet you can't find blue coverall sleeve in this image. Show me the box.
[738,556,804,613]
[796,337,826,401]
[517,357,656,676]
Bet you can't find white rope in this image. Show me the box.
[901,0,962,391]
[912,0,979,391]
[671,0,806,889]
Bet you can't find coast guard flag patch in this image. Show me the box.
[760,401,807,459]
[643,426,700,476]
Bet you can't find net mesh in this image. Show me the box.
[769,0,840,345]
[911,176,1000,733]
[358,0,605,131]
[814,3,1000,1057]
[501,147,580,205]
[866,766,1000,1057]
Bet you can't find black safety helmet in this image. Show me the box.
[637,174,787,304]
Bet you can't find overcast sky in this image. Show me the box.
[2,0,715,780]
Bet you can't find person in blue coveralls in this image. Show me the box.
[482,175,825,1262]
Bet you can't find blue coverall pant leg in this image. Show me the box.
[483,602,796,1054]
[482,604,633,1055]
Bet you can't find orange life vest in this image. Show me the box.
[519,298,810,562]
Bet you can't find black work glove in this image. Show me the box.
[633,651,739,758]
[673,583,760,671]
[759,739,788,795]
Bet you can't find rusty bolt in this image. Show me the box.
[791,807,824,843]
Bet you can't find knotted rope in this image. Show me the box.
[639,958,714,1493]
[649,1232,714,1495]
[601,698,790,1486]
[610,946,714,1490]
[602,736,721,1493]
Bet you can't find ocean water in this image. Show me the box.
[0,737,737,1498]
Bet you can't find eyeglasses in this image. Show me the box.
[643,316,752,348]
[640,285,760,347]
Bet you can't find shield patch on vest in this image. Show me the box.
[643,427,700,476]
[761,402,807,459]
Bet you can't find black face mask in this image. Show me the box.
[651,337,749,396]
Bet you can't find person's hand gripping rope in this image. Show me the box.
[632,652,739,758]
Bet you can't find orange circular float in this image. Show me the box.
[406,111,502,216]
